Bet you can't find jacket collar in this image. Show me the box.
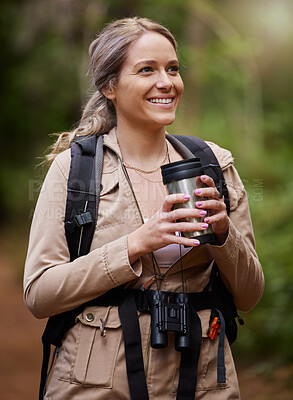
[102,129,234,170]
[103,128,122,158]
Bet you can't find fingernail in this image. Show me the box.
[200,210,207,216]
[201,223,209,229]
[201,175,207,180]
[195,189,202,195]
[194,240,200,245]
[204,218,210,223]
[184,195,191,199]
[196,202,203,207]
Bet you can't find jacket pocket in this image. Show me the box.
[70,305,122,388]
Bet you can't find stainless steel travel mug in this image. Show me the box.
[161,158,216,244]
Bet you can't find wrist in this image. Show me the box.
[127,230,146,264]
[213,220,230,246]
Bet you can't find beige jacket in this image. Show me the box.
[24,130,264,400]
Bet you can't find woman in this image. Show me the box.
[24,17,264,400]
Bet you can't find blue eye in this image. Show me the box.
[140,67,152,73]
[168,65,179,73]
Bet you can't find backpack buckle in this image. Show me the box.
[74,211,93,227]
[66,211,93,233]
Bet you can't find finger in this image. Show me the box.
[203,211,227,225]
[200,174,224,199]
[162,193,191,213]
[166,207,206,222]
[196,199,226,212]
[194,186,220,200]
[165,233,201,247]
[200,175,215,187]
[169,221,210,234]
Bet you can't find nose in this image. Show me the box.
[156,71,173,91]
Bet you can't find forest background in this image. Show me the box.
[0,0,293,398]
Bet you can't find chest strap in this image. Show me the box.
[119,290,204,400]
[40,288,226,400]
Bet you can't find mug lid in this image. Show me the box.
[161,157,202,185]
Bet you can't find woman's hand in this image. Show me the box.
[127,193,208,264]
[195,175,229,245]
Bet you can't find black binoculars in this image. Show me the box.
[149,291,191,352]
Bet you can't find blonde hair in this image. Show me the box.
[46,17,177,162]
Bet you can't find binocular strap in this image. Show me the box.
[118,292,149,400]
[176,307,202,400]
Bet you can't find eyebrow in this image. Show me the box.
[133,59,179,69]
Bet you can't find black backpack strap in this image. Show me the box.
[171,135,230,215]
[65,134,103,260]
[213,309,226,383]
[40,134,104,399]
[209,263,244,345]
[176,308,202,400]
[118,292,149,400]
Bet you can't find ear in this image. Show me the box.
[101,86,116,101]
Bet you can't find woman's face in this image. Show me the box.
[107,31,184,131]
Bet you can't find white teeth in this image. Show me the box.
[149,98,173,104]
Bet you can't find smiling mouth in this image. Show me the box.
[147,98,174,104]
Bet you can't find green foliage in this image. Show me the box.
[234,184,293,363]
[1,0,293,366]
